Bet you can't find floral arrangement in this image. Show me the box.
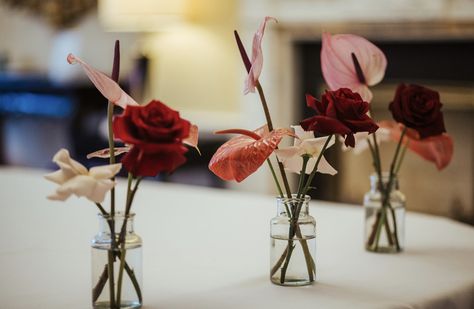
[320,33,453,251]
[44,41,198,308]
[208,17,379,284]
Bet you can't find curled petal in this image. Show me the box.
[244,16,277,94]
[89,163,122,179]
[67,53,138,108]
[87,147,131,159]
[45,148,121,203]
[209,126,292,182]
[44,149,87,184]
[321,33,387,102]
[183,124,200,153]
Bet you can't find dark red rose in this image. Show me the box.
[389,84,446,139]
[300,88,378,147]
[113,100,191,177]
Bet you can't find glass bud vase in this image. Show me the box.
[91,212,143,309]
[270,195,316,286]
[364,173,405,253]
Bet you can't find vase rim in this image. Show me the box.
[97,211,136,220]
[276,194,311,203]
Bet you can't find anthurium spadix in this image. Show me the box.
[321,33,387,102]
[208,126,293,182]
[275,126,337,175]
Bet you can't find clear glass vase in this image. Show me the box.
[364,173,405,253]
[91,212,143,308]
[270,195,316,286]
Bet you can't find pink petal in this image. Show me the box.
[67,53,139,108]
[209,126,291,182]
[183,124,199,152]
[244,16,277,94]
[321,33,387,102]
[379,121,453,170]
[86,146,131,159]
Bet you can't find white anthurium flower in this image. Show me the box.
[275,126,337,175]
[45,149,122,203]
[341,128,391,154]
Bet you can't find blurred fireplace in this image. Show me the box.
[295,39,474,224]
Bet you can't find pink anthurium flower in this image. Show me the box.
[244,16,277,94]
[209,125,293,182]
[379,121,453,170]
[321,33,387,102]
[44,149,121,203]
[68,54,200,155]
[67,53,139,109]
[275,126,337,175]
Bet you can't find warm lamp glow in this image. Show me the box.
[98,0,186,31]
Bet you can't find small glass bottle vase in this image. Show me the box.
[364,173,405,253]
[91,212,143,309]
[270,195,316,286]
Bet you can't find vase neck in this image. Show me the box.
[370,173,399,192]
[98,212,135,235]
[276,195,311,217]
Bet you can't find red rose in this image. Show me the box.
[389,84,446,139]
[113,100,191,177]
[300,88,378,147]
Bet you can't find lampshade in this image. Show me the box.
[98,0,186,32]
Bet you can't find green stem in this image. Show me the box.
[255,81,292,199]
[107,250,116,308]
[301,135,334,196]
[267,158,284,199]
[279,156,313,283]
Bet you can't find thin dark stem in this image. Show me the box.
[301,135,334,196]
[95,203,108,216]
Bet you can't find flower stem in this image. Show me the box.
[301,135,334,196]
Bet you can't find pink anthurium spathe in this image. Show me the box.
[209,125,293,182]
[244,16,277,94]
[68,54,200,155]
[67,53,139,109]
[275,126,337,175]
[379,121,453,170]
[321,33,387,102]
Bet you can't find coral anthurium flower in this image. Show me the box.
[113,100,192,177]
[67,53,139,109]
[321,33,387,102]
[275,126,337,175]
[209,125,293,182]
[44,149,121,203]
[379,121,453,170]
[244,16,277,94]
[301,89,379,147]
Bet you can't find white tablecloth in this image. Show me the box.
[0,167,473,308]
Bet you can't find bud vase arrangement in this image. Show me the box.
[44,41,199,308]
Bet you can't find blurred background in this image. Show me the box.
[0,0,472,224]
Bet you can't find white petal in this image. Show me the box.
[291,125,314,146]
[52,148,88,175]
[88,179,116,203]
[274,146,300,161]
[56,175,96,199]
[282,156,305,174]
[316,156,338,175]
[47,191,72,201]
[89,163,122,179]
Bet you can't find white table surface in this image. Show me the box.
[0,167,473,309]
